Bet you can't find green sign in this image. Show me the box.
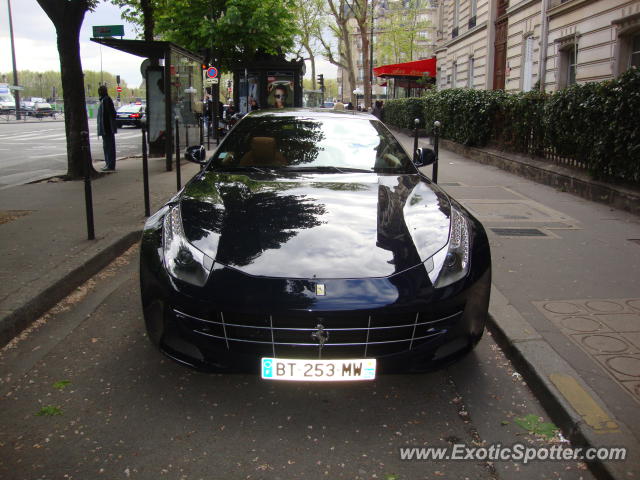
[92,25,125,38]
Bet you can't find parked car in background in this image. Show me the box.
[322,101,335,108]
[33,101,54,117]
[21,101,35,115]
[0,93,16,113]
[116,103,145,128]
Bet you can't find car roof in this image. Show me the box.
[245,108,375,120]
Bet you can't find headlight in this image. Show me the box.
[434,207,470,288]
[162,204,214,287]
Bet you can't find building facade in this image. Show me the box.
[434,0,640,93]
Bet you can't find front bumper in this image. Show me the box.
[140,225,491,373]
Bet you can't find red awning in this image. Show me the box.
[373,58,437,78]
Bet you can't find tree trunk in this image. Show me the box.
[140,0,155,42]
[306,47,316,90]
[360,26,371,109]
[37,0,93,180]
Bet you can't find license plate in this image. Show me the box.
[261,357,376,381]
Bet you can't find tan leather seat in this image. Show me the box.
[239,137,287,166]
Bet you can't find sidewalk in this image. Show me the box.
[1,130,639,478]
[0,152,200,347]
[392,128,640,480]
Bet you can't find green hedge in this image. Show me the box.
[381,68,640,183]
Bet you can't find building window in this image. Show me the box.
[467,57,474,88]
[469,0,477,28]
[522,35,534,92]
[631,33,640,68]
[453,0,459,29]
[558,43,577,88]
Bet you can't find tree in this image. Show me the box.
[110,0,155,42]
[376,0,432,65]
[349,0,372,108]
[293,0,324,89]
[318,0,358,105]
[0,70,142,102]
[152,0,298,69]
[36,0,97,180]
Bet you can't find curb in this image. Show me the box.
[0,230,140,348]
[487,286,640,480]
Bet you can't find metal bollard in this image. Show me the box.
[433,120,441,184]
[175,117,181,191]
[141,121,150,217]
[199,116,204,146]
[81,130,95,240]
[413,118,420,163]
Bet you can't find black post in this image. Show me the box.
[413,118,419,163]
[175,117,181,191]
[433,120,440,184]
[141,121,150,217]
[199,115,204,146]
[81,130,95,240]
[207,114,211,150]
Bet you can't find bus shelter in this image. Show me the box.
[90,38,204,171]
[373,57,437,99]
[231,54,305,113]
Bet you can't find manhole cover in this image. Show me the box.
[491,228,547,237]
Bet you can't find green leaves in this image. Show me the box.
[36,405,63,417]
[52,380,71,390]
[382,67,640,184]
[152,0,298,69]
[514,414,558,439]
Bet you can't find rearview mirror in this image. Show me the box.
[414,147,436,167]
[185,145,207,165]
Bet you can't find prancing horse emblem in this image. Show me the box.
[311,324,329,348]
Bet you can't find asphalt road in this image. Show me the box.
[0,246,595,480]
[0,119,145,190]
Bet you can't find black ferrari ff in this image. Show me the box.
[140,109,491,380]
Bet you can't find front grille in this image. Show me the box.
[174,308,462,359]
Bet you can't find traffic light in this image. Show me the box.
[116,75,120,85]
[317,74,325,92]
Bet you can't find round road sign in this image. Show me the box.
[116,86,123,93]
[206,67,218,79]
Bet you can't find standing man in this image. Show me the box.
[97,85,117,171]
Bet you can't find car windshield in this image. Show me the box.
[118,105,142,113]
[0,94,14,102]
[209,114,414,173]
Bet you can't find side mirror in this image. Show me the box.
[414,147,436,167]
[185,145,207,165]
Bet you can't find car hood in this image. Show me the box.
[180,171,451,279]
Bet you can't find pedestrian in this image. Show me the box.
[346,102,354,110]
[97,85,117,171]
[372,100,383,120]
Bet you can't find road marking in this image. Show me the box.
[549,373,620,432]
